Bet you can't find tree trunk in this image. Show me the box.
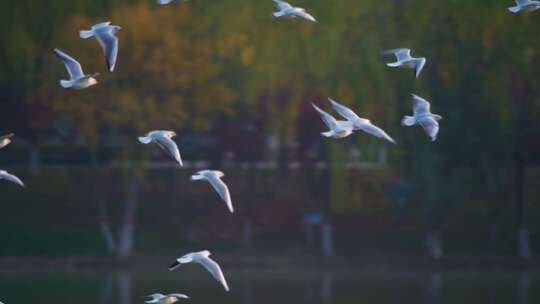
[321,273,333,304]
[29,143,40,175]
[242,220,253,248]
[117,273,132,304]
[425,230,443,260]
[96,169,116,254]
[425,274,441,304]
[515,160,531,259]
[518,275,529,304]
[321,223,334,257]
[117,176,141,258]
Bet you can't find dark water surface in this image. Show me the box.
[0,269,538,304]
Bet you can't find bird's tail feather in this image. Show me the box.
[190,175,204,181]
[401,116,416,126]
[386,62,401,67]
[60,80,72,88]
[272,11,285,17]
[508,6,520,13]
[79,30,94,39]
[321,131,334,138]
[138,137,152,144]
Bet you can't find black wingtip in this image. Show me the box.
[169,261,180,271]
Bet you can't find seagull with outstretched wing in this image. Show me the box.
[138,130,183,166]
[401,94,443,142]
[191,170,234,213]
[169,250,229,292]
[272,0,316,22]
[80,22,121,72]
[382,48,426,78]
[52,48,99,89]
[328,98,396,144]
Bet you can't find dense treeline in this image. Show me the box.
[2,0,540,257]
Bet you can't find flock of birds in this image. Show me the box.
[0,0,536,301]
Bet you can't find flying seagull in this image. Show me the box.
[138,131,183,166]
[382,48,426,78]
[0,170,24,187]
[312,104,354,139]
[169,250,230,292]
[402,94,443,142]
[52,48,99,89]
[145,293,189,304]
[0,133,14,149]
[191,170,233,213]
[328,98,397,144]
[508,0,540,13]
[272,0,316,22]
[80,22,121,72]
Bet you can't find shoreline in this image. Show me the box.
[0,253,537,273]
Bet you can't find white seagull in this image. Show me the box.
[145,293,189,304]
[138,131,183,166]
[0,170,24,187]
[0,133,14,149]
[52,48,99,89]
[272,0,316,22]
[508,0,540,13]
[328,98,397,144]
[382,48,426,78]
[169,250,230,292]
[312,104,354,139]
[191,170,233,213]
[402,94,442,142]
[80,22,121,72]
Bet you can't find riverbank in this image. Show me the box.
[0,252,538,272]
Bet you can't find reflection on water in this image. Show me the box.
[0,270,537,304]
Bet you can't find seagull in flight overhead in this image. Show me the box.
[328,98,396,144]
[508,0,540,13]
[382,48,426,78]
[0,133,14,149]
[0,170,24,187]
[138,131,183,166]
[272,0,317,22]
[402,94,443,142]
[312,103,354,139]
[191,170,234,213]
[80,22,121,72]
[157,0,176,4]
[169,250,230,292]
[52,48,99,89]
[145,293,189,304]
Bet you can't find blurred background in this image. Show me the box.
[2,0,540,303]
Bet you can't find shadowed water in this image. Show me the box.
[0,270,537,304]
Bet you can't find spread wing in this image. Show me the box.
[292,10,316,22]
[0,171,24,187]
[95,30,119,72]
[312,104,338,130]
[358,121,396,144]
[412,94,431,115]
[52,48,84,80]
[167,294,189,299]
[328,98,361,122]
[198,256,230,292]
[414,58,426,78]
[207,175,234,213]
[273,0,292,10]
[419,117,440,142]
[382,48,410,60]
[155,136,183,166]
